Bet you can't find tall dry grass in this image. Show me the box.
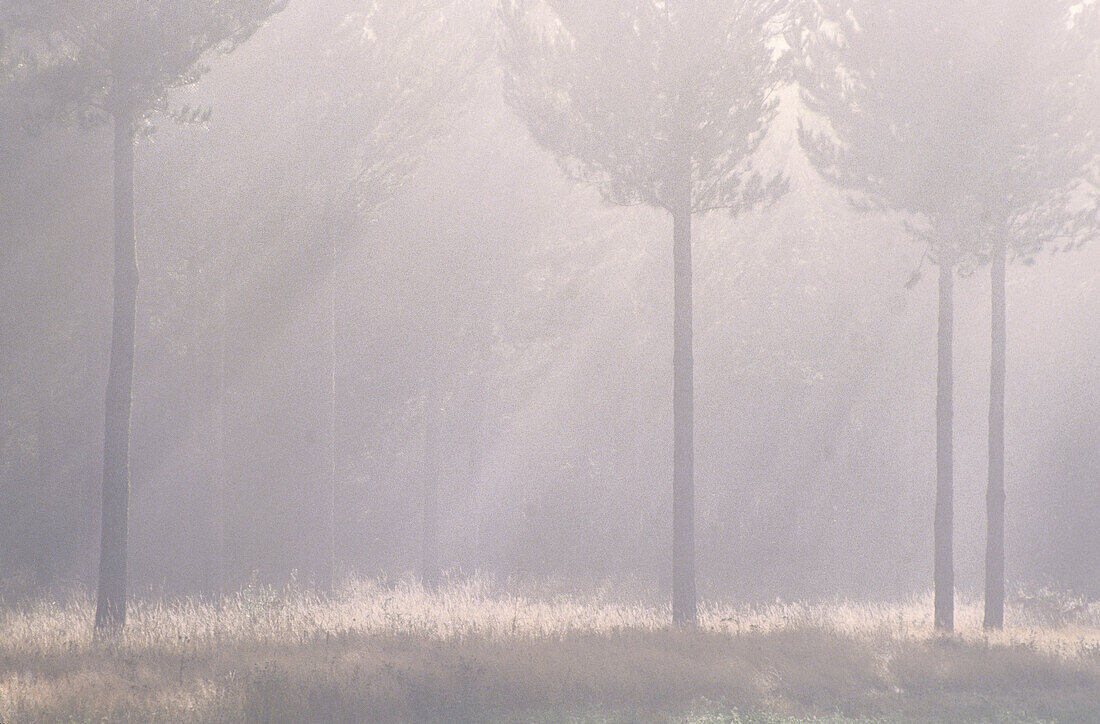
[1,575,1097,722]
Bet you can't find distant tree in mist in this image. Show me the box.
[286,0,485,591]
[5,0,287,629]
[799,0,1100,631]
[799,0,988,632]
[0,16,7,85]
[966,2,1099,630]
[500,0,787,626]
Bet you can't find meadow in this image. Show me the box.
[1,577,1098,723]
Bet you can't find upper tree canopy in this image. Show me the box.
[499,0,789,216]
[798,0,1100,263]
[303,0,487,218]
[6,0,288,126]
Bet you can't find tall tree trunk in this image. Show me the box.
[214,243,229,596]
[985,238,1006,629]
[95,114,137,630]
[35,411,52,585]
[325,231,337,592]
[422,384,441,591]
[934,261,954,632]
[671,163,696,628]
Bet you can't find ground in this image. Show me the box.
[1,577,1097,722]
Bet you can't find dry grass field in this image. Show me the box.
[1,577,1098,723]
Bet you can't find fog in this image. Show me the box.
[2,0,1099,627]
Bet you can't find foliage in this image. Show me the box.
[797,0,1100,262]
[499,0,789,215]
[305,0,489,218]
[5,0,289,127]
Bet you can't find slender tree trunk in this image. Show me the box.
[934,261,954,632]
[671,162,696,627]
[422,385,441,591]
[985,238,1006,629]
[326,230,337,592]
[214,244,229,596]
[35,412,52,585]
[95,114,137,630]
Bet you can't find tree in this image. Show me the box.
[972,1,1100,629]
[799,0,987,631]
[799,0,1100,630]
[8,0,287,628]
[264,0,484,590]
[500,0,786,626]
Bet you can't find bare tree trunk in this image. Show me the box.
[671,162,696,628]
[422,385,441,591]
[35,411,52,585]
[95,114,137,630]
[325,231,337,592]
[934,261,954,632]
[214,243,229,596]
[984,237,1006,630]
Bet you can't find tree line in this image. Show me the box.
[1,0,1097,631]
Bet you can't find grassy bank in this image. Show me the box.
[1,578,1098,722]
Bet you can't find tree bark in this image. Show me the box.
[325,232,337,592]
[934,261,954,632]
[985,238,1006,630]
[214,242,229,596]
[35,411,52,585]
[95,114,137,630]
[422,386,441,591]
[671,162,696,628]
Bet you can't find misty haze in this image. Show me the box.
[1,0,1099,721]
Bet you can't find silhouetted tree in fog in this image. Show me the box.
[964,2,1099,629]
[285,0,484,590]
[799,0,1100,630]
[500,0,786,626]
[7,0,286,629]
[800,0,982,632]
